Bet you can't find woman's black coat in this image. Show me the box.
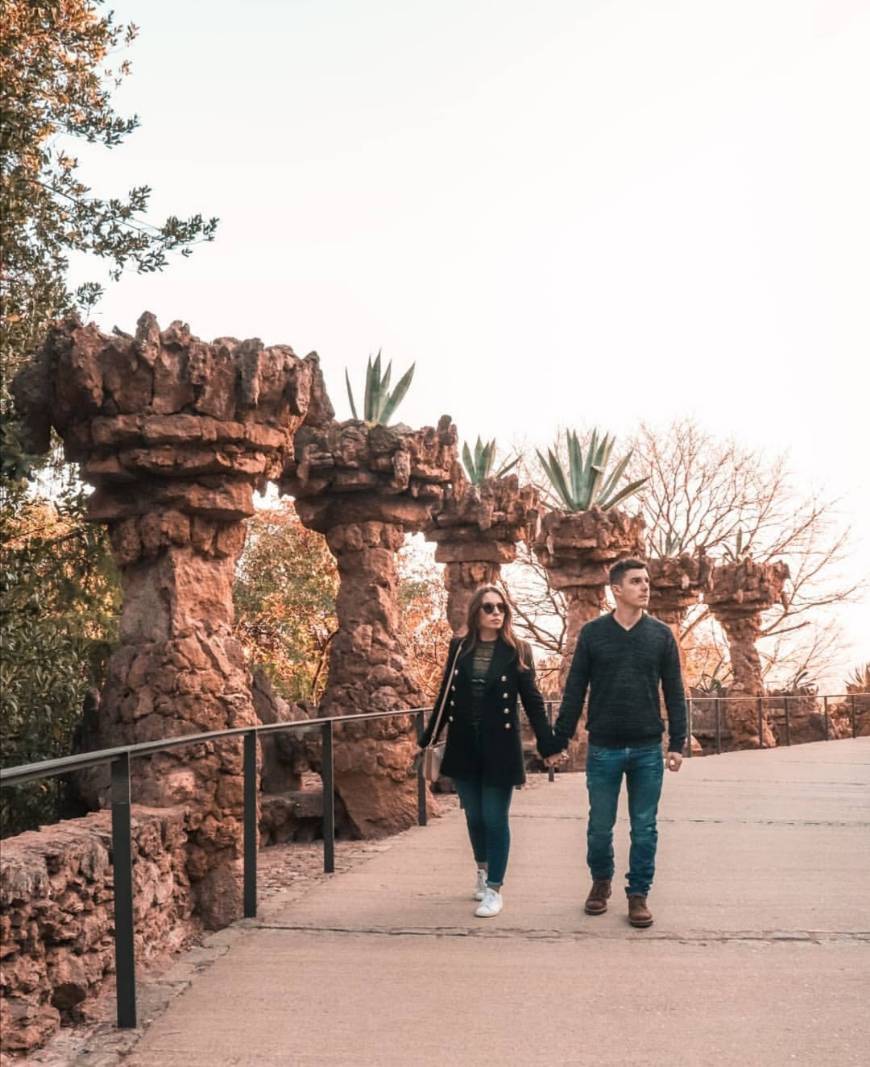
[420,635,553,787]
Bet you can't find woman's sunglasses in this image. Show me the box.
[481,602,506,615]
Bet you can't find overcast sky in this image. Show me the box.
[67,0,869,681]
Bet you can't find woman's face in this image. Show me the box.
[477,591,506,633]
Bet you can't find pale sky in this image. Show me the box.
[67,0,869,680]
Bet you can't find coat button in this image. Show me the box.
[502,691,509,698]
[500,675,507,682]
[448,715,454,722]
[504,723,512,730]
[503,707,510,714]
[450,700,455,706]
[453,669,459,677]
[451,685,456,691]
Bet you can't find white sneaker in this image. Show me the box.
[475,887,503,918]
[474,868,488,901]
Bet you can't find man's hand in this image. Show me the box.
[543,752,566,768]
[666,751,683,772]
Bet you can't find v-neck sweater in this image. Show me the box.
[551,612,687,752]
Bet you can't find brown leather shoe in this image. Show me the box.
[584,879,612,915]
[627,894,653,927]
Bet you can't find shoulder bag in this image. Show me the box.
[421,640,464,784]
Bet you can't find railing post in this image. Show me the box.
[321,721,335,874]
[823,695,830,741]
[243,730,257,919]
[783,695,791,747]
[686,697,693,758]
[416,710,427,826]
[547,702,555,782]
[851,694,857,739]
[110,753,136,1029]
[757,696,764,749]
[715,697,722,755]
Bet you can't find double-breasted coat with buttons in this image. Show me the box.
[420,635,553,787]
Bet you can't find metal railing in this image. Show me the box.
[0,707,435,1032]
[684,693,866,756]
[1,692,865,1030]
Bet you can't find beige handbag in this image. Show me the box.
[421,642,464,783]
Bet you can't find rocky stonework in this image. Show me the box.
[12,314,331,928]
[0,808,196,1057]
[282,417,457,835]
[705,558,790,749]
[425,473,540,633]
[533,507,645,767]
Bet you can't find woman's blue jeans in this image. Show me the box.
[586,742,664,897]
[453,778,514,887]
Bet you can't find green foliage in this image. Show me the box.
[536,428,648,512]
[0,0,218,396]
[345,350,415,426]
[461,437,520,486]
[235,503,339,703]
[0,465,121,836]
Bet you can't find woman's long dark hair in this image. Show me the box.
[459,584,531,670]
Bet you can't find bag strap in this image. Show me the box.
[425,639,464,749]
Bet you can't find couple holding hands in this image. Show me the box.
[418,560,687,926]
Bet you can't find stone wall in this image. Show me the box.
[0,807,197,1057]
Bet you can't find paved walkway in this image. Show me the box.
[127,740,869,1066]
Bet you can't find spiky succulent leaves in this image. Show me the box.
[495,454,520,478]
[345,368,359,420]
[537,447,575,509]
[378,362,415,425]
[600,476,649,511]
[462,441,475,481]
[364,351,381,422]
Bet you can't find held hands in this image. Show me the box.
[666,751,683,772]
[543,751,567,768]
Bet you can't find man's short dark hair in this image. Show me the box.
[609,558,648,585]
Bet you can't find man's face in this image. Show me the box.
[613,568,650,609]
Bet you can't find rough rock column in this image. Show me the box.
[534,507,646,683]
[647,551,709,674]
[283,418,457,835]
[425,473,540,634]
[705,558,790,749]
[12,314,329,926]
[531,507,645,768]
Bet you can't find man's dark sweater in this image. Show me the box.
[546,613,687,754]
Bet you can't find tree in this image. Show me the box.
[629,419,861,689]
[234,502,340,704]
[0,0,217,444]
[0,472,120,835]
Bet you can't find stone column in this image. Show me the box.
[647,552,709,674]
[534,507,646,682]
[425,473,540,634]
[706,558,790,749]
[13,314,329,926]
[283,417,457,835]
[532,507,645,767]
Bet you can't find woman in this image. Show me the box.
[419,584,553,918]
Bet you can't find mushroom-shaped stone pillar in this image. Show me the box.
[705,558,790,749]
[13,314,330,927]
[647,551,710,673]
[282,417,457,836]
[532,507,645,768]
[534,507,646,683]
[425,471,540,634]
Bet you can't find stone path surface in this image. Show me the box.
[103,741,870,1065]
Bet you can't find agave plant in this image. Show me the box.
[845,663,870,695]
[650,530,687,557]
[345,350,415,426]
[535,428,647,512]
[461,437,520,486]
[721,529,752,563]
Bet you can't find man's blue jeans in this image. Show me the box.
[585,742,664,897]
[453,778,514,887]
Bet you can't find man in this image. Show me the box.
[542,558,686,928]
